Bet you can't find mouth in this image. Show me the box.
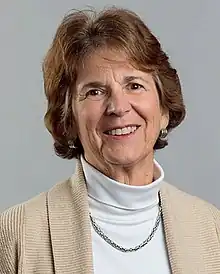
[104,125,140,136]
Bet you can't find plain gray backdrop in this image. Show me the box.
[0,0,219,211]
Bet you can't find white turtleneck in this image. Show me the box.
[81,156,171,274]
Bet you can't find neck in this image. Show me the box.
[84,153,155,186]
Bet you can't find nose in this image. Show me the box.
[105,89,131,117]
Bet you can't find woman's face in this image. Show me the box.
[73,49,169,169]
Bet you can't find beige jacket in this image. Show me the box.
[1,160,220,274]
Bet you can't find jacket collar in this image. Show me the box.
[47,160,93,274]
[47,159,219,274]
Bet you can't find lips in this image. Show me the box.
[104,125,140,136]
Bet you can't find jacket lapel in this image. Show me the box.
[160,182,220,274]
[47,161,93,274]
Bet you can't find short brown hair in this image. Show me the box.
[43,7,186,159]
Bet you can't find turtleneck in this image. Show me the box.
[81,156,164,223]
[80,156,171,274]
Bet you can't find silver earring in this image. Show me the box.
[68,140,76,149]
[159,128,168,140]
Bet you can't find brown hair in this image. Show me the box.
[43,7,186,159]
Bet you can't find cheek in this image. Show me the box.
[135,96,162,138]
[77,117,99,154]
[75,104,103,142]
[147,114,161,136]
[146,107,162,136]
[136,95,161,123]
[77,114,94,138]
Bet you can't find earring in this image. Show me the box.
[159,128,168,140]
[68,140,76,149]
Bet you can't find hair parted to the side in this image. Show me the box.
[43,7,186,159]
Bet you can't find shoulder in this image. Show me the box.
[0,178,71,216]
[162,181,219,209]
[0,178,71,221]
[0,202,25,243]
[0,202,25,272]
[0,179,70,272]
[162,181,220,229]
[0,192,47,227]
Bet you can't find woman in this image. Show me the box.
[1,7,220,274]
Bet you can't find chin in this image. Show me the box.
[104,152,141,167]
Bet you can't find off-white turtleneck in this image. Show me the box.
[81,156,171,274]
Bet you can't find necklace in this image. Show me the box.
[89,205,162,253]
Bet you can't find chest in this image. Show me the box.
[91,222,171,274]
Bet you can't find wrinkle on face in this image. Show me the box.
[73,48,169,186]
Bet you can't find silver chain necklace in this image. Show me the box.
[89,205,162,253]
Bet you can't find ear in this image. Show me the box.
[160,109,169,129]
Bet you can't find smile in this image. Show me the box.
[105,126,139,136]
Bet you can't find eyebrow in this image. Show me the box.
[80,81,106,90]
[80,76,150,90]
[123,76,149,83]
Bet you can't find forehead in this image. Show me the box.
[76,49,146,81]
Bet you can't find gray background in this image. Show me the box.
[0,0,219,211]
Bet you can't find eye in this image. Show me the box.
[87,89,101,96]
[85,89,106,100]
[128,83,145,91]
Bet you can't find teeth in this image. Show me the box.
[107,126,138,136]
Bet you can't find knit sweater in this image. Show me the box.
[0,159,220,273]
